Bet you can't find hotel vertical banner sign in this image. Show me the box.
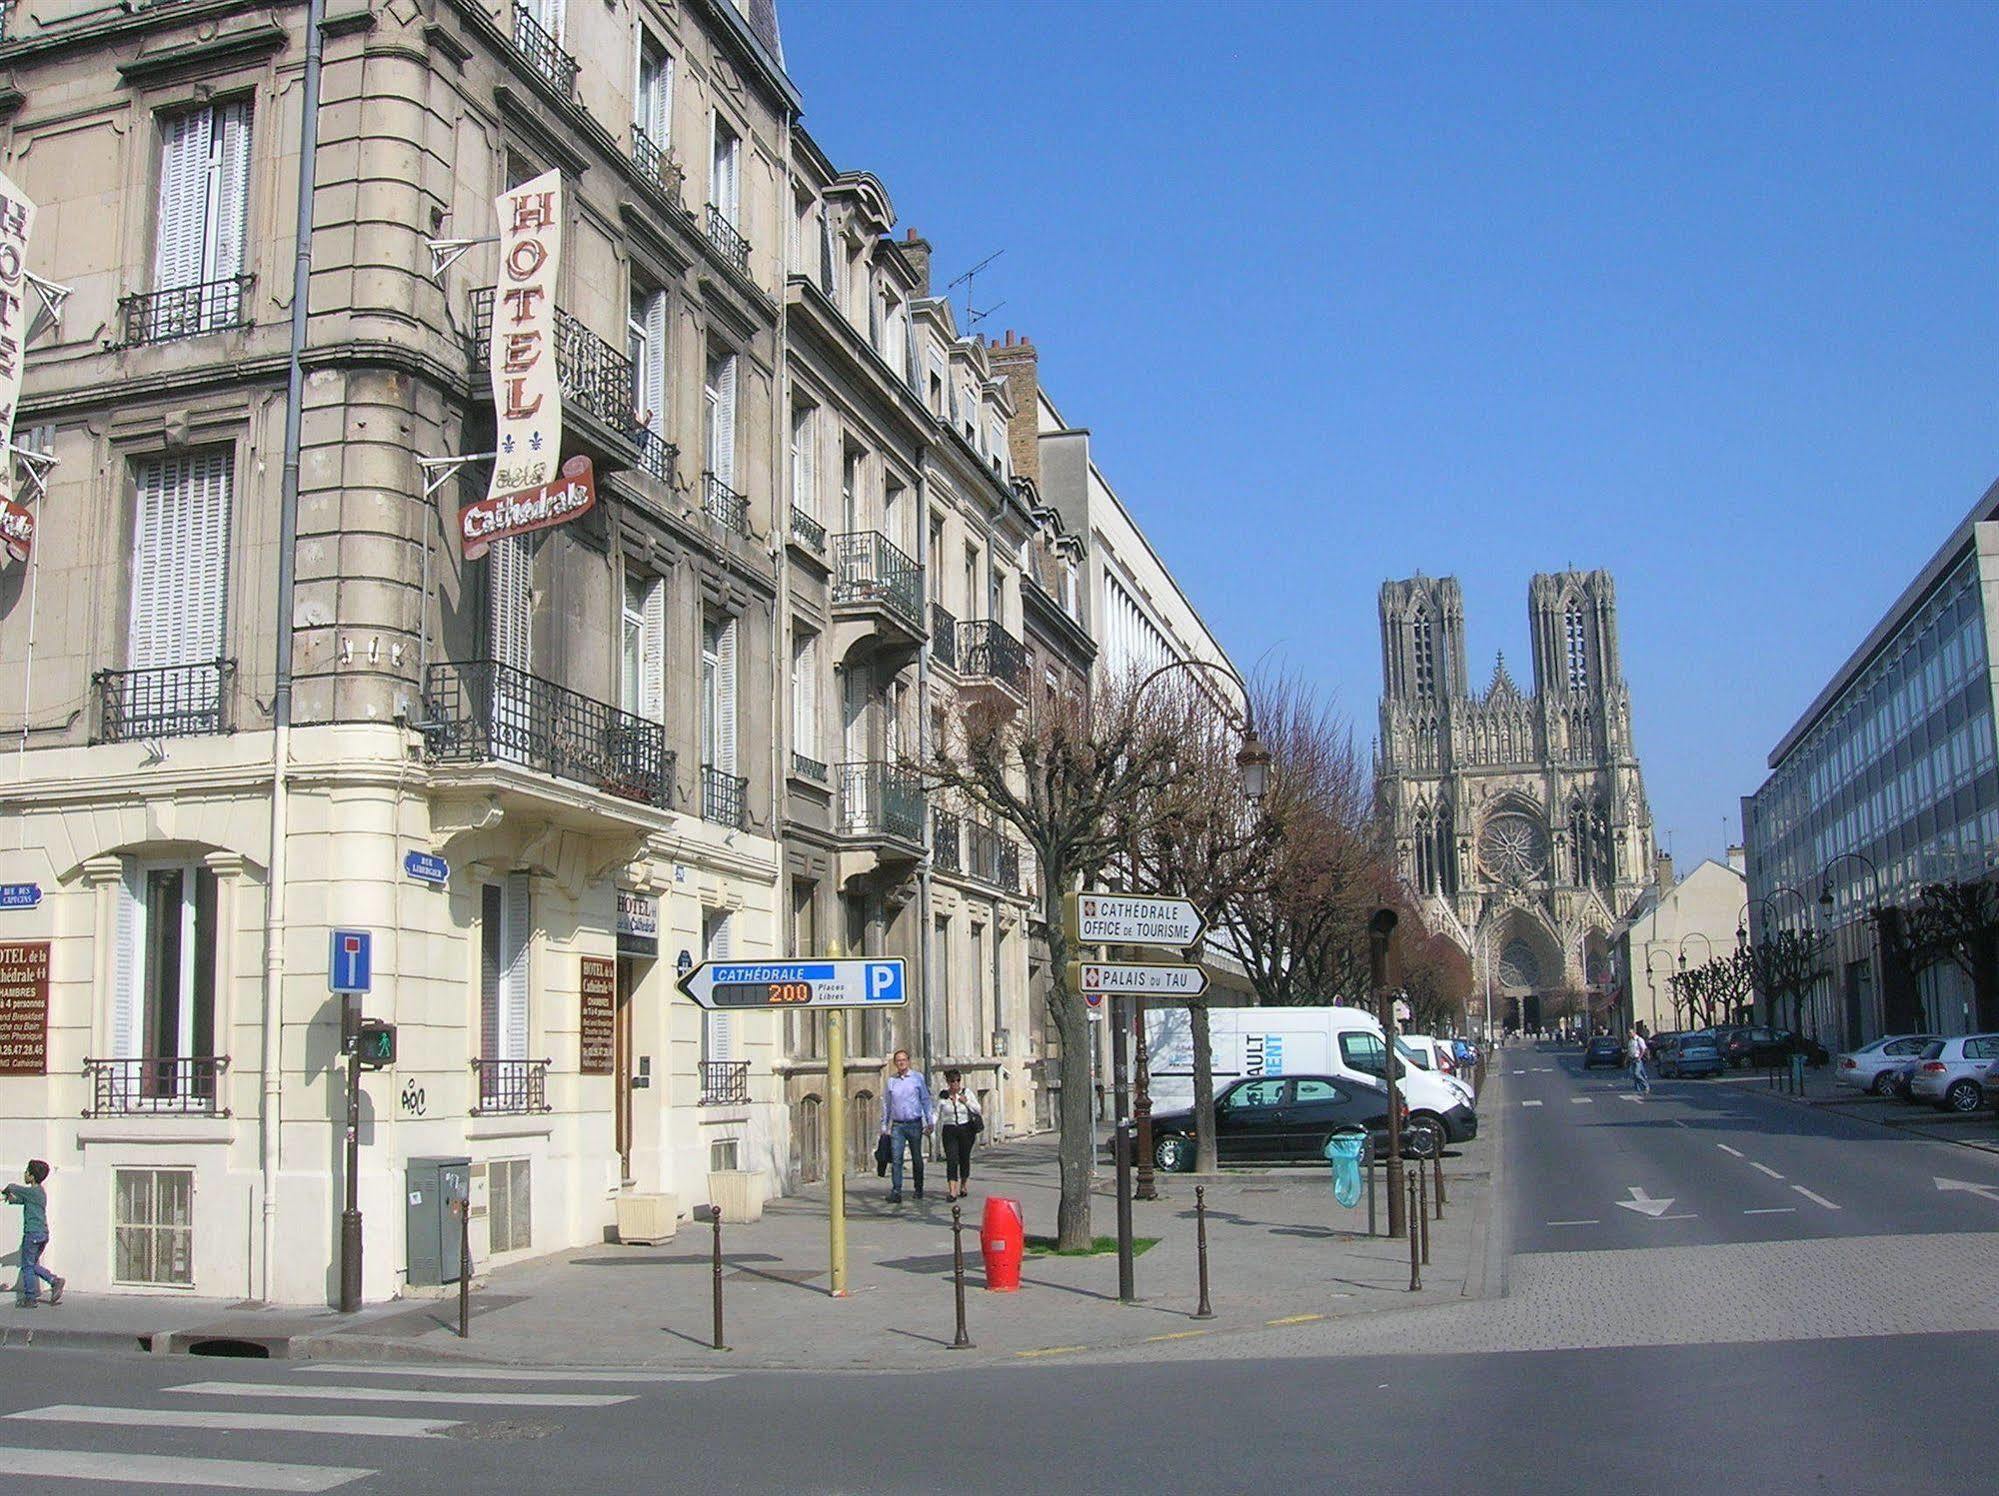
[487,168,564,504]
[0,169,37,565]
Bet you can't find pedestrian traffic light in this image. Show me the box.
[355,1018,397,1069]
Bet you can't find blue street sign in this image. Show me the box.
[0,883,42,910]
[677,957,906,1010]
[330,928,373,993]
[404,851,450,885]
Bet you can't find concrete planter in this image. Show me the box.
[706,1169,766,1223]
[615,1192,680,1245]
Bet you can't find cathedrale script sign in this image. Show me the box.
[460,455,595,560]
[487,168,564,503]
[0,169,37,565]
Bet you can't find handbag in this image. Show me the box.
[873,1133,892,1176]
[967,1108,984,1137]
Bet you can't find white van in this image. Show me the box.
[1144,1006,1478,1144]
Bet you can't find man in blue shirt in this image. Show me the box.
[878,1049,934,1204]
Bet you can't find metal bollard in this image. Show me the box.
[699,1204,727,1352]
[1194,1185,1214,1320]
[1366,1144,1377,1237]
[1433,1149,1446,1216]
[455,1199,471,1340]
[950,1205,974,1349]
[1417,1154,1431,1266]
[1406,1176,1422,1291]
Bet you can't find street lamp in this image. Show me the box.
[1123,657,1267,1203]
[1817,850,1879,922]
[1677,933,1713,1029]
[1644,948,1673,1033]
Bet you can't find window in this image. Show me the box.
[480,875,531,1066]
[702,614,738,774]
[1565,602,1588,691]
[130,447,233,684]
[114,1168,193,1286]
[928,516,945,600]
[704,349,737,487]
[635,34,671,148]
[710,115,741,226]
[628,285,667,442]
[622,574,664,722]
[107,863,219,1109]
[791,404,818,516]
[1339,1031,1396,1079]
[964,545,979,618]
[988,420,1006,475]
[841,447,861,534]
[1228,1079,1287,1110]
[1293,1079,1345,1104]
[884,478,905,550]
[153,100,251,331]
[1412,615,1435,698]
[487,1158,532,1254]
[791,627,819,761]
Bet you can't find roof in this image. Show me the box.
[1768,474,1999,768]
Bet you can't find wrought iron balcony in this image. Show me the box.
[965,819,1002,885]
[957,619,1028,692]
[472,1057,551,1115]
[699,1059,750,1106]
[422,659,672,808]
[511,3,578,99]
[931,603,958,669]
[789,504,826,554]
[837,760,925,845]
[119,276,252,346]
[704,204,751,275]
[702,471,750,537]
[630,127,684,207]
[471,287,638,436]
[932,808,963,874]
[791,751,829,785]
[84,1057,228,1117]
[635,434,678,487]
[94,660,235,743]
[702,765,748,828]
[832,531,924,631]
[998,838,1022,894]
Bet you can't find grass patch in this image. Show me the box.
[1024,1234,1159,1258]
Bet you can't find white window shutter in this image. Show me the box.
[490,536,532,670]
[208,100,252,284]
[155,106,211,291]
[717,616,738,775]
[640,578,665,723]
[130,451,232,673]
[708,913,734,1061]
[185,450,232,664]
[643,292,667,438]
[503,872,531,1062]
[713,355,736,487]
[111,864,142,1060]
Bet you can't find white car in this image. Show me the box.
[1397,1034,1476,1108]
[1906,1034,1999,1112]
[1834,1034,1940,1096]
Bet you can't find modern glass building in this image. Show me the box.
[1744,477,1999,1047]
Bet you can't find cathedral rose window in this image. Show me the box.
[1480,811,1546,885]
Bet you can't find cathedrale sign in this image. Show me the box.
[0,169,37,565]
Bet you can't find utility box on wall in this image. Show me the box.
[406,1156,472,1287]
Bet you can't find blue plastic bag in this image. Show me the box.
[1323,1130,1367,1208]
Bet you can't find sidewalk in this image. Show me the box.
[0,1124,1498,1370]
[1713,1063,1999,1153]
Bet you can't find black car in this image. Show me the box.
[1148,1074,1441,1172]
[1720,1026,1829,1069]
[1582,1035,1623,1069]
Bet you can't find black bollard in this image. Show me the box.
[455,1199,471,1340]
[701,1204,727,1352]
[1194,1185,1214,1320]
[1366,1142,1377,1237]
[1407,1176,1422,1291]
[950,1205,974,1349]
[1433,1149,1447,1216]
[1417,1155,1431,1266]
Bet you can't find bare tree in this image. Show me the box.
[1399,922,1473,1035]
[1905,879,1999,1029]
[1749,929,1828,1042]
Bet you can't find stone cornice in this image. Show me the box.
[115,17,288,86]
[0,0,284,69]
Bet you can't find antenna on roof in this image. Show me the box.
[947,248,1006,328]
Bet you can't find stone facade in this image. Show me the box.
[1377,571,1656,1029]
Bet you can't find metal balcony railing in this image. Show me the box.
[837,760,925,844]
[998,838,1022,894]
[789,505,826,554]
[94,660,235,743]
[932,808,962,874]
[629,127,684,207]
[702,765,748,828]
[931,603,958,669]
[472,1057,551,1115]
[471,288,638,434]
[702,471,750,537]
[791,751,828,785]
[511,3,578,98]
[704,204,751,275]
[636,434,678,487]
[957,619,1028,692]
[699,1059,750,1106]
[83,1057,228,1117]
[422,659,672,808]
[832,531,923,630]
[119,276,253,346]
[965,819,1002,885]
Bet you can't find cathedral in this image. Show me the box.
[1377,571,1656,1030]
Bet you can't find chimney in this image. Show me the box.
[1652,851,1675,894]
[900,227,932,298]
[986,331,1040,486]
[1727,844,1746,876]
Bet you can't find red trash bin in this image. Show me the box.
[980,1196,1024,1292]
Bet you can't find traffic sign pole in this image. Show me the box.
[340,992,363,1312]
[826,1003,847,1298]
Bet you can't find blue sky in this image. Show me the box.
[781,0,1996,871]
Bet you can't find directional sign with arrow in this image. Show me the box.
[1068,960,1208,999]
[1934,1176,1999,1204]
[1614,1186,1676,1218]
[1064,893,1204,949]
[677,958,906,1011]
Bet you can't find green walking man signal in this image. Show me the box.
[341,1003,397,1069]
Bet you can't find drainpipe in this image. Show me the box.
[915,469,936,1129]
[262,0,324,1303]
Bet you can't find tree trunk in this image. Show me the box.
[1043,886,1093,1251]
[1191,1002,1217,1173]
[1974,930,1999,1031]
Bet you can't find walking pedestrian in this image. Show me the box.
[1628,1023,1652,1095]
[4,1160,62,1307]
[878,1049,934,1204]
[937,1070,983,1201]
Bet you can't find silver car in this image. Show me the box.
[1907,1034,1999,1113]
[1835,1034,1940,1096]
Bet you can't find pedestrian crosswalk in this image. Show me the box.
[0,1362,731,1490]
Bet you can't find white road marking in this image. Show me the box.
[1618,1094,1645,1102]
[1546,1219,1600,1227]
[1750,1162,1786,1180]
[0,1446,370,1491]
[1716,1144,1744,1157]
[1933,1176,1999,1203]
[1570,1097,1593,1105]
[1521,1100,1543,1107]
[1744,1207,1797,1215]
[1614,1187,1674,1217]
[290,1365,727,1383]
[1655,1213,1700,1220]
[1533,1068,1553,1072]
[1792,1185,1842,1210]
[7,1406,457,1439]
[169,1381,632,1408]
[1510,1070,1525,1075]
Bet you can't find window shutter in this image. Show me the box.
[795,406,816,518]
[130,451,232,675]
[713,355,736,487]
[717,616,738,775]
[796,634,816,760]
[155,106,212,291]
[818,215,836,298]
[708,913,734,1061]
[503,872,531,1062]
[490,535,532,670]
[480,883,501,1062]
[640,578,665,723]
[208,101,252,285]
[643,292,667,438]
[111,864,142,1060]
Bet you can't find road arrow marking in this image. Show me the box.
[1614,1187,1674,1218]
[1933,1176,1999,1203]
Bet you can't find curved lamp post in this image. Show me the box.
[1645,948,1674,1031]
[1123,658,1269,1200]
[1676,932,1714,1029]
[1817,850,1879,922]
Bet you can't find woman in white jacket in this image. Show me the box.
[936,1069,983,1200]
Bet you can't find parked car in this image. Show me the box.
[1147,1073,1441,1171]
[1983,1058,1999,1109]
[1659,1030,1724,1079]
[1583,1035,1624,1069]
[1834,1034,1942,1096]
[1906,1035,1999,1113]
[1720,1026,1828,1069]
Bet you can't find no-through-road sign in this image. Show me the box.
[677,958,907,1011]
[329,929,373,993]
[1067,960,1209,999]
[1064,892,1204,948]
